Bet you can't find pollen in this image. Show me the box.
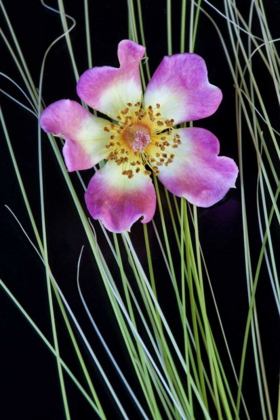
[104,102,181,179]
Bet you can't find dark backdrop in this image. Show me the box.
[1,1,279,419]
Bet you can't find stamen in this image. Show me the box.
[109,102,177,177]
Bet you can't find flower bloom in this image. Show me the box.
[40,40,238,233]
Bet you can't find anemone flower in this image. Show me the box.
[40,40,238,233]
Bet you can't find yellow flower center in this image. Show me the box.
[103,102,181,179]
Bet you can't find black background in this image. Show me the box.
[1,1,279,419]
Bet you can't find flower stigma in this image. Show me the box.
[103,102,180,179]
[132,131,151,153]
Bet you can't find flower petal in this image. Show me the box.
[85,161,156,233]
[77,40,145,120]
[40,99,110,171]
[157,127,238,207]
[144,53,222,125]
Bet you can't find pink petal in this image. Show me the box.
[40,99,110,171]
[77,40,145,120]
[85,161,156,233]
[157,127,238,207]
[144,53,222,125]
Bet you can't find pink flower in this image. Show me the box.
[40,40,238,233]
